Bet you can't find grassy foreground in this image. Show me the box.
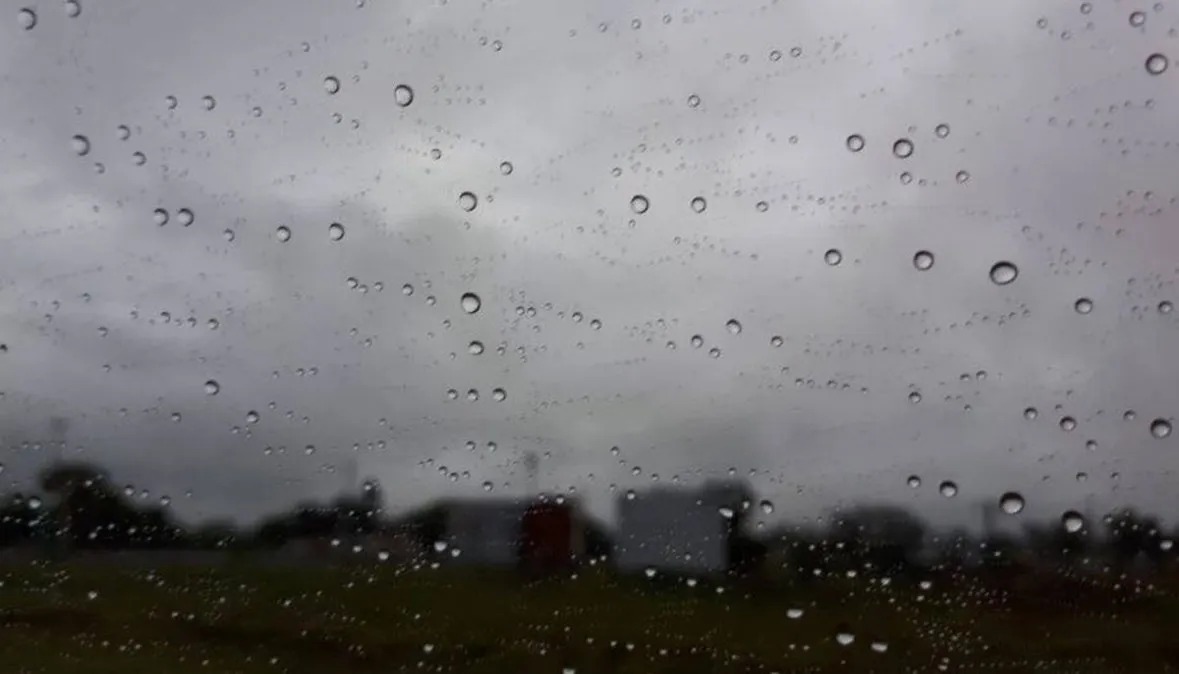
[1,562,1177,673]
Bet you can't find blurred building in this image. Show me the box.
[430,496,587,571]
[614,481,755,575]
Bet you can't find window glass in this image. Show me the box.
[2,1,1177,671]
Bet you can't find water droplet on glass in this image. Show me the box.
[690,334,704,348]
[908,390,922,404]
[907,475,922,488]
[835,629,855,646]
[324,76,340,94]
[935,123,950,138]
[955,170,971,184]
[171,412,182,423]
[1125,409,1137,421]
[460,292,481,314]
[687,94,701,108]
[499,161,513,175]
[176,208,194,226]
[1146,53,1169,75]
[989,261,1018,285]
[132,151,146,165]
[759,500,774,515]
[1130,10,1147,26]
[276,226,291,242]
[913,250,934,271]
[328,222,345,241]
[1062,510,1085,533]
[201,95,216,110]
[939,481,958,498]
[1074,297,1093,314]
[468,341,484,355]
[394,84,414,106]
[870,641,889,653]
[718,506,735,520]
[17,7,36,29]
[892,138,914,159]
[770,335,783,348]
[725,319,742,335]
[71,135,90,156]
[1159,300,1173,314]
[458,191,478,212]
[492,388,507,402]
[204,380,220,395]
[153,208,169,226]
[824,249,843,266]
[1059,416,1077,432]
[1024,406,1039,420]
[690,196,707,213]
[165,95,178,110]
[999,492,1025,515]
[65,1,80,18]
[1150,418,1172,438]
[846,134,865,152]
[630,194,649,214]
[786,607,803,619]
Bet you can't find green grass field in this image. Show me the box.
[1,562,1177,673]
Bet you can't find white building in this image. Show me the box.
[614,482,751,575]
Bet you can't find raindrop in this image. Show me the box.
[276,226,291,242]
[153,208,169,226]
[892,138,914,159]
[907,475,922,488]
[835,629,855,646]
[65,1,80,18]
[870,641,889,654]
[687,94,701,108]
[770,335,783,348]
[1074,297,1093,314]
[770,50,782,61]
[1024,407,1038,420]
[71,135,91,156]
[999,492,1025,515]
[908,391,922,404]
[989,261,1018,285]
[630,194,649,214]
[176,208,194,227]
[324,76,340,94]
[913,250,934,271]
[1150,418,1172,438]
[393,84,414,106]
[460,292,482,314]
[1062,511,1085,533]
[1146,53,1169,75]
[786,608,804,619]
[759,500,774,515]
[204,380,220,395]
[492,388,507,402]
[458,191,478,212]
[690,334,704,348]
[402,283,414,296]
[165,95,178,110]
[845,134,865,152]
[116,125,131,140]
[935,123,950,138]
[725,319,742,335]
[201,95,216,110]
[1059,416,1077,432]
[1159,300,1173,314]
[955,170,971,184]
[223,229,235,241]
[468,341,484,355]
[467,389,479,401]
[708,347,721,358]
[824,249,843,266]
[17,7,36,29]
[938,481,958,498]
[328,222,345,241]
[1125,410,1137,421]
[690,196,707,213]
[499,161,513,175]
[132,151,147,165]
[171,412,182,423]
[718,506,735,520]
[1130,10,1146,26]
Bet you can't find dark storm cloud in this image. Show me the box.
[2,0,1178,531]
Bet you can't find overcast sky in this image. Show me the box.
[1,0,1177,531]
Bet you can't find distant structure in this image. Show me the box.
[614,481,754,575]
